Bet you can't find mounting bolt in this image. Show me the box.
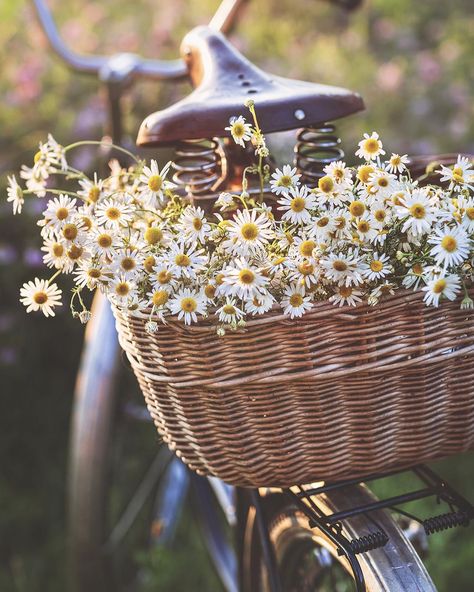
[294,109,306,121]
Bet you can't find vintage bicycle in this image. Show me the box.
[32,1,474,590]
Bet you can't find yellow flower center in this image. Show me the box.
[88,186,101,202]
[465,207,474,220]
[363,138,380,154]
[115,282,130,296]
[453,167,463,177]
[34,151,42,163]
[374,209,386,222]
[357,165,374,184]
[106,207,121,221]
[88,268,102,279]
[52,243,64,257]
[239,269,255,284]
[317,216,329,227]
[453,173,464,184]
[223,304,236,315]
[433,279,447,294]
[335,216,346,229]
[412,263,423,275]
[81,216,93,231]
[152,291,169,307]
[391,155,401,166]
[121,257,136,271]
[157,270,172,284]
[318,175,334,194]
[339,286,353,298]
[291,197,306,212]
[56,207,69,221]
[148,175,163,192]
[349,201,365,217]
[62,224,78,241]
[441,236,457,253]
[358,220,370,233]
[193,217,203,231]
[98,234,112,248]
[68,245,83,260]
[175,254,191,267]
[299,240,316,257]
[181,297,197,312]
[333,168,344,181]
[409,204,426,219]
[298,261,314,276]
[33,291,48,304]
[278,174,292,187]
[377,177,389,188]
[215,273,225,285]
[333,260,348,272]
[232,123,245,138]
[392,192,405,206]
[204,284,216,299]
[272,256,286,266]
[289,293,303,307]
[240,222,259,241]
[370,260,383,272]
[144,256,155,273]
[145,227,163,245]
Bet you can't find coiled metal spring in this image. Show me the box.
[172,138,222,195]
[338,530,389,556]
[294,123,344,187]
[423,511,470,535]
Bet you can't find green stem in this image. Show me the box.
[48,269,62,284]
[64,140,140,164]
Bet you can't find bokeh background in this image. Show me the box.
[1,0,473,590]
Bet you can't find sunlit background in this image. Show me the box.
[1,0,473,590]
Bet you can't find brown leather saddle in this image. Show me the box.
[137,26,364,146]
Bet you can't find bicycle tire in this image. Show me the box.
[242,484,437,592]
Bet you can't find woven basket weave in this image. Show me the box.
[113,289,474,487]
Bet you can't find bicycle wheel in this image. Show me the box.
[242,484,436,592]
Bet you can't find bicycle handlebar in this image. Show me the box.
[31,0,248,81]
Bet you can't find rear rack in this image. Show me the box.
[281,464,474,592]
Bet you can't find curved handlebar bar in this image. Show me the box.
[32,0,248,81]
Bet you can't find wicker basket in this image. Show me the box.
[113,289,474,487]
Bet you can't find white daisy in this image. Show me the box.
[287,258,320,289]
[244,292,275,315]
[20,164,48,197]
[88,228,120,259]
[169,288,207,325]
[329,285,363,307]
[281,284,312,319]
[95,198,134,229]
[41,238,71,271]
[324,160,353,188]
[78,173,104,204]
[215,192,235,210]
[368,170,397,198]
[320,250,363,286]
[304,214,337,244]
[429,225,470,269]
[361,252,392,281]
[73,261,111,289]
[138,160,176,206]
[111,249,144,278]
[108,275,138,306]
[178,205,211,243]
[6,175,24,214]
[270,165,301,195]
[225,115,253,147]
[216,298,245,324]
[457,196,474,233]
[20,278,62,317]
[386,153,409,174]
[402,262,425,289]
[422,274,461,307]
[353,214,382,244]
[163,242,207,279]
[395,189,438,236]
[355,132,385,161]
[315,175,343,204]
[221,258,268,299]
[43,194,78,230]
[225,208,273,256]
[147,289,170,316]
[151,263,178,292]
[437,156,472,191]
[278,185,316,224]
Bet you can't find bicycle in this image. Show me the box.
[32,1,473,590]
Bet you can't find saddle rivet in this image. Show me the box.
[294,109,306,121]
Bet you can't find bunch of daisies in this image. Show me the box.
[6,105,474,332]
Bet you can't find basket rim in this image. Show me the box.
[113,286,473,332]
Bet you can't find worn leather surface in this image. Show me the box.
[137,26,364,146]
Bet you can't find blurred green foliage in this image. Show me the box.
[0,0,473,590]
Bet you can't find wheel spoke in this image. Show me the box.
[105,446,172,550]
